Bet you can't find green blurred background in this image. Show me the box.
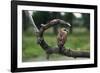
[22,10,90,62]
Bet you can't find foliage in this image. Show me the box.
[22,10,90,34]
[32,11,51,29]
[82,13,90,30]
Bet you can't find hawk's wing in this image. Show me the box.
[57,30,67,46]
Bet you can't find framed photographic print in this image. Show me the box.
[11,1,97,72]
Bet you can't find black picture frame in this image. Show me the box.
[11,1,97,72]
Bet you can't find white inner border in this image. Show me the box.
[17,5,94,68]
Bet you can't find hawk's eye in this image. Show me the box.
[64,29,66,31]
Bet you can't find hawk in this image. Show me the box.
[57,28,68,52]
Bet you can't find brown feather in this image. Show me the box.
[57,28,67,48]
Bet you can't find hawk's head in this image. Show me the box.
[61,28,69,33]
